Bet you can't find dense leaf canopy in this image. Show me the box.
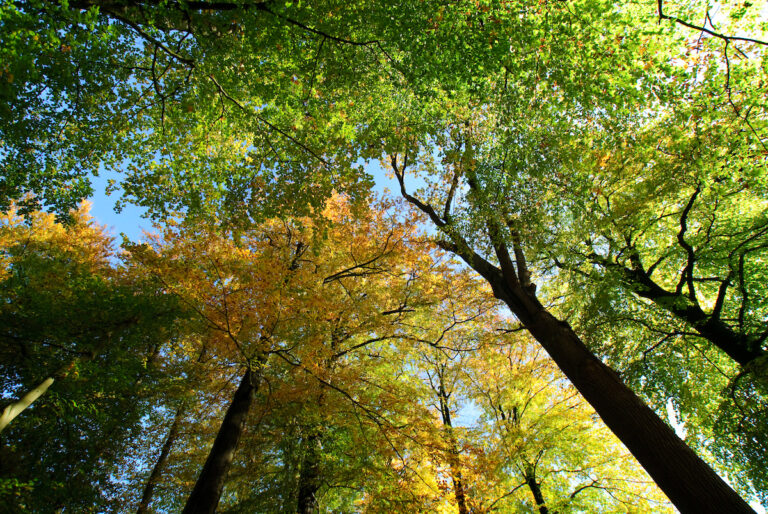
[1,0,767,511]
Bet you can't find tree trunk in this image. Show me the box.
[483,269,754,513]
[394,161,753,512]
[137,405,185,514]
[0,359,77,433]
[0,328,139,434]
[182,367,259,514]
[438,393,469,514]
[296,432,321,514]
[524,466,549,514]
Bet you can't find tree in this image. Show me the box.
[549,135,768,500]
[0,0,404,216]
[513,6,768,499]
[352,278,671,513]
[126,194,450,512]
[0,203,177,510]
[465,337,671,513]
[136,404,186,514]
[374,4,766,505]
[388,116,753,510]
[3,0,767,509]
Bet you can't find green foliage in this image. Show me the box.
[0,205,180,511]
[2,0,768,510]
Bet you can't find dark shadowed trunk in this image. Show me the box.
[137,405,185,514]
[523,465,549,514]
[438,384,469,514]
[459,244,754,513]
[182,367,259,514]
[296,432,321,514]
[392,158,754,513]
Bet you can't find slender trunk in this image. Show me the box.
[524,466,549,514]
[137,405,185,514]
[0,328,136,434]
[182,367,259,514]
[296,432,321,514]
[484,271,754,513]
[438,393,469,514]
[0,359,77,433]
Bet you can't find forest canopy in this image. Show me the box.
[0,0,766,512]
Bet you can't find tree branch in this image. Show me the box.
[675,185,700,300]
[657,0,768,47]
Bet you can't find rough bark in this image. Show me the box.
[137,405,185,514]
[296,433,321,514]
[182,367,259,514]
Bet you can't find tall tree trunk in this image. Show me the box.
[296,432,321,514]
[182,367,259,514]
[137,405,185,514]
[395,160,754,512]
[0,359,77,433]
[465,248,754,513]
[438,391,469,514]
[523,465,549,514]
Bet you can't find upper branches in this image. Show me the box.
[657,0,768,47]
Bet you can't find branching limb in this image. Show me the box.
[207,73,329,165]
[103,7,195,65]
[657,0,768,47]
[675,185,700,300]
[443,168,460,221]
[391,154,446,228]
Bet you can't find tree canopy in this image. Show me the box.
[1,0,767,512]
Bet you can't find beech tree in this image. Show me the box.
[0,203,177,511]
[2,0,767,510]
[463,338,671,512]
[125,195,448,512]
[354,283,672,513]
[387,120,755,510]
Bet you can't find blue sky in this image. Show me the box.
[86,159,403,242]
